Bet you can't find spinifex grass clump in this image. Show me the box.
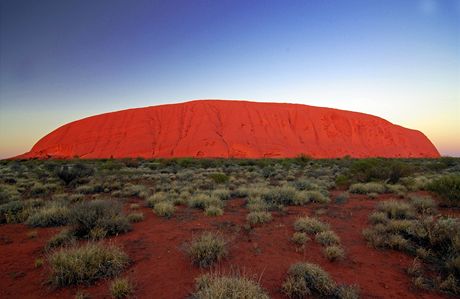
[71,200,131,239]
[48,243,129,286]
[187,232,228,268]
[194,272,269,299]
[282,262,359,298]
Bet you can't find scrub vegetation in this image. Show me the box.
[0,157,458,298]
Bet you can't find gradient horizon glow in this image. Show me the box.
[1,0,459,159]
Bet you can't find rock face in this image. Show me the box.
[16,100,440,159]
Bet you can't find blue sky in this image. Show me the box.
[0,0,459,158]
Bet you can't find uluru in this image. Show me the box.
[16,100,439,159]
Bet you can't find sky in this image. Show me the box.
[0,0,459,158]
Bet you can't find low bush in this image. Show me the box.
[153,201,175,218]
[110,277,133,299]
[324,245,345,261]
[364,199,460,295]
[187,232,227,268]
[315,230,341,246]
[294,216,329,234]
[0,200,26,223]
[349,182,385,195]
[204,206,224,216]
[46,229,76,250]
[188,194,223,210]
[26,202,70,227]
[291,232,309,245]
[428,175,460,206]
[282,262,336,297]
[48,243,129,286]
[71,200,131,238]
[247,211,272,225]
[56,164,94,185]
[194,273,269,299]
[209,173,229,184]
[127,212,144,223]
[377,200,415,220]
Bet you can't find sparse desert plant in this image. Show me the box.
[127,212,144,222]
[26,202,70,227]
[187,232,227,268]
[428,175,460,206]
[306,190,330,204]
[246,211,272,225]
[336,284,360,299]
[146,192,168,208]
[110,277,133,299]
[211,189,231,200]
[282,262,337,297]
[48,243,129,286]
[71,200,131,238]
[194,272,269,299]
[209,173,229,184]
[315,230,341,246]
[46,229,76,250]
[189,194,223,210]
[291,232,310,245]
[130,203,140,210]
[153,201,175,218]
[294,216,329,234]
[35,258,44,268]
[349,182,385,194]
[377,200,415,219]
[204,206,224,216]
[410,196,437,215]
[324,245,345,261]
[56,164,94,185]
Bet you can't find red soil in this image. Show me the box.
[16,100,440,159]
[0,194,453,299]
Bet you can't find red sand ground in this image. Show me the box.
[16,100,440,159]
[0,192,455,299]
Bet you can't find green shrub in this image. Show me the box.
[204,206,224,216]
[48,243,129,286]
[246,211,272,225]
[194,273,269,299]
[428,175,460,206]
[294,217,329,234]
[56,164,94,185]
[188,232,227,268]
[209,173,229,184]
[71,200,131,238]
[110,277,133,299]
[26,203,70,227]
[153,201,175,218]
[315,231,341,246]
